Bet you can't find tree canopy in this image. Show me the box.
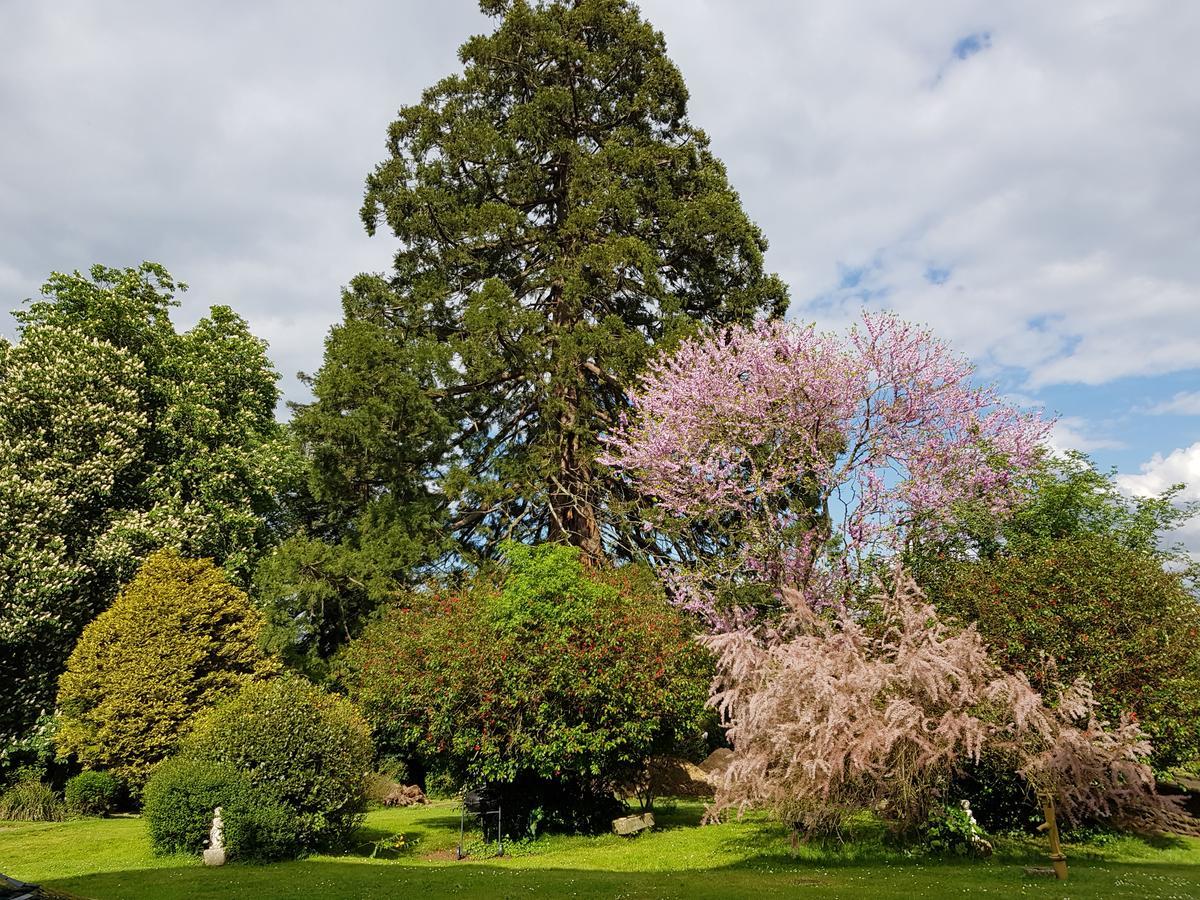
[274,0,787,654]
[0,263,297,757]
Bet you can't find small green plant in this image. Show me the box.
[920,802,992,858]
[65,770,121,817]
[363,831,414,858]
[0,776,64,822]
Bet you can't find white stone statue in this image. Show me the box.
[203,806,226,866]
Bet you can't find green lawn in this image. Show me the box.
[3,801,1199,899]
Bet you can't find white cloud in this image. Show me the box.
[1046,416,1123,455]
[1,0,1198,406]
[641,0,1200,387]
[1117,442,1200,555]
[1145,390,1200,416]
[1116,442,1200,499]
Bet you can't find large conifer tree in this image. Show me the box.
[291,0,786,595]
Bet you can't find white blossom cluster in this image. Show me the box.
[0,265,302,753]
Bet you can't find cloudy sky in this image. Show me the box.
[2,1,1198,548]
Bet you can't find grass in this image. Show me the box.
[3,801,1200,899]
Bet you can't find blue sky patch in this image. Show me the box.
[953,31,992,61]
[924,265,951,285]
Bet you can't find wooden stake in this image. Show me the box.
[1038,792,1069,881]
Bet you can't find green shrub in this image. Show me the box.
[222,790,304,862]
[183,675,373,851]
[1,714,61,790]
[65,770,121,816]
[336,544,712,834]
[919,802,992,858]
[55,551,278,793]
[930,534,1200,769]
[143,757,250,855]
[0,776,64,822]
[143,756,310,861]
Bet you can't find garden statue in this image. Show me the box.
[203,806,226,866]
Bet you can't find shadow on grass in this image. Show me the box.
[42,855,1200,900]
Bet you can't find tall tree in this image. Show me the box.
[0,263,297,761]
[291,0,786,589]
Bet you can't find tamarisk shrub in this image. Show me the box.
[601,312,1049,613]
[704,570,1189,837]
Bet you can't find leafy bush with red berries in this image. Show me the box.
[336,543,712,833]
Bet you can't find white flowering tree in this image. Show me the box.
[0,263,300,760]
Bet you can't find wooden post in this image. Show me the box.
[1038,792,1069,881]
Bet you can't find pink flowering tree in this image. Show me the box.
[705,569,1189,837]
[601,312,1050,614]
[603,312,1190,838]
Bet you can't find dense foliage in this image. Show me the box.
[0,263,298,759]
[911,452,1200,770]
[267,0,788,665]
[0,776,64,822]
[55,552,278,790]
[64,771,121,817]
[142,757,303,862]
[603,312,1048,616]
[706,570,1188,837]
[929,535,1200,769]
[183,675,373,851]
[337,543,712,833]
[142,757,250,855]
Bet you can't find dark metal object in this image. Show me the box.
[456,788,503,859]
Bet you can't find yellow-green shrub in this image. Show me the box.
[55,551,278,791]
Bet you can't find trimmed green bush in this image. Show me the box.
[337,544,712,834]
[143,757,250,855]
[56,551,278,792]
[0,776,64,822]
[222,790,304,862]
[931,534,1200,769]
[183,675,373,851]
[143,756,308,861]
[64,770,121,817]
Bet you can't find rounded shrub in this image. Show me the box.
[932,534,1200,768]
[65,770,121,817]
[55,551,278,792]
[183,675,373,851]
[143,757,250,855]
[337,543,713,834]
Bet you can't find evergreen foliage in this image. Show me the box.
[917,453,1200,768]
[0,263,299,758]
[182,675,373,851]
[55,551,278,791]
[930,535,1200,769]
[64,771,121,817]
[268,0,787,662]
[142,757,250,855]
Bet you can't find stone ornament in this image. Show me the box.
[202,806,226,866]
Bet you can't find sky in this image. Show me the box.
[1,1,1198,551]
